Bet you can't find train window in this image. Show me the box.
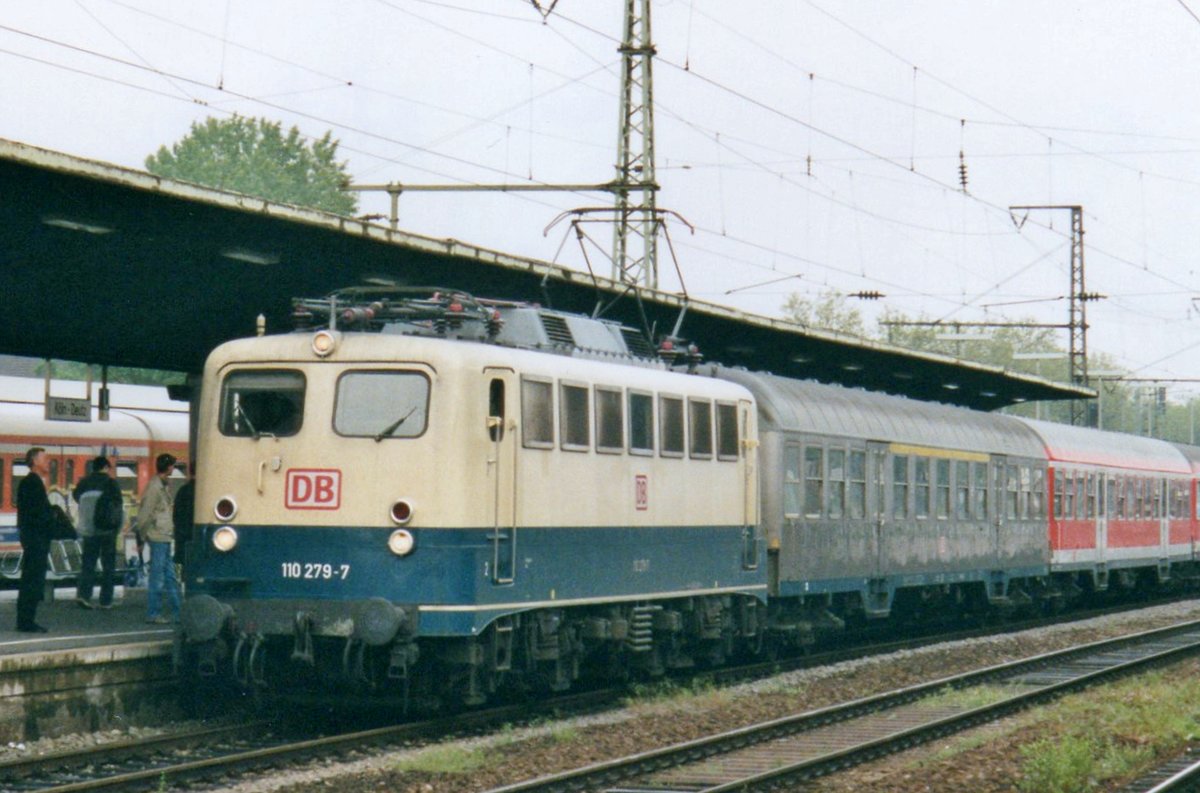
[595,387,623,454]
[955,461,970,520]
[1006,465,1019,520]
[220,369,305,438]
[803,446,823,518]
[716,403,739,461]
[1020,466,1032,520]
[783,443,802,517]
[892,455,909,519]
[560,383,590,451]
[116,462,138,495]
[848,450,866,519]
[935,459,950,519]
[1135,478,1145,519]
[913,458,930,519]
[973,462,988,520]
[1086,474,1097,519]
[521,378,554,449]
[1052,470,1062,519]
[335,371,429,439]
[628,391,654,455]
[0,458,4,508]
[659,396,685,457]
[66,459,76,487]
[1061,472,1074,519]
[1031,468,1046,519]
[827,448,845,519]
[688,399,713,459]
[49,459,59,488]
[488,379,505,442]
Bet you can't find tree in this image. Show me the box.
[782,291,867,337]
[146,115,358,215]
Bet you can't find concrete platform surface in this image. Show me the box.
[0,585,173,657]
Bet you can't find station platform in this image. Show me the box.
[0,584,174,656]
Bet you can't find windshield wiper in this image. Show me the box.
[234,401,261,440]
[375,406,418,442]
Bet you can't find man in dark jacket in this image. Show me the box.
[73,456,124,609]
[16,447,55,632]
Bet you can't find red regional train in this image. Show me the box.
[0,375,189,583]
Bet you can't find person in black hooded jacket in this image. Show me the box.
[72,456,124,609]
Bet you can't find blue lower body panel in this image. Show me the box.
[187,523,768,637]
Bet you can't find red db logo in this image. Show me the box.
[285,469,342,510]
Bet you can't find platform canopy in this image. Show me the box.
[0,138,1090,411]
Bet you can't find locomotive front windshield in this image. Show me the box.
[219,370,306,438]
[334,370,430,439]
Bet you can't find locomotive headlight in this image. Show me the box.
[388,529,415,556]
[311,329,339,357]
[212,525,239,553]
[214,496,238,522]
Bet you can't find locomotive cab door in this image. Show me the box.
[484,368,518,585]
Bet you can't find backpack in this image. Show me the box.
[94,487,123,535]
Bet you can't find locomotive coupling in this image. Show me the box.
[181,594,234,643]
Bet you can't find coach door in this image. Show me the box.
[990,456,1007,569]
[868,442,888,578]
[485,369,518,585]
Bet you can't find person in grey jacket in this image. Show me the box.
[135,453,181,624]
[73,456,124,609]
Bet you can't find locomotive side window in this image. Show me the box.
[892,455,909,519]
[804,446,823,518]
[488,379,505,442]
[716,402,739,461]
[560,383,590,451]
[521,377,554,449]
[334,371,429,439]
[848,450,866,519]
[220,370,305,438]
[659,396,685,457]
[628,391,654,455]
[783,443,801,518]
[688,399,713,459]
[595,387,623,453]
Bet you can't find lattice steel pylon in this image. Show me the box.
[611,0,661,289]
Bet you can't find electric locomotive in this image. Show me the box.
[179,289,765,708]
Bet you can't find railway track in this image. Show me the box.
[1,598,1189,791]
[1117,746,1200,793]
[480,618,1200,793]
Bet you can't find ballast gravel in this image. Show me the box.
[11,600,1200,792]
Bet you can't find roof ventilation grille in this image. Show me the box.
[540,313,575,347]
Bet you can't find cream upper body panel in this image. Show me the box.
[196,331,756,530]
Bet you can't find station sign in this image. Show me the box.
[45,395,91,422]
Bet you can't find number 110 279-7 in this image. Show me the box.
[281,562,350,580]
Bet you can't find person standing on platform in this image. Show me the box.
[15,447,56,632]
[135,453,181,624]
[171,463,195,573]
[73,456,124,609]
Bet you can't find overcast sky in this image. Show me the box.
[5,2,1200,393]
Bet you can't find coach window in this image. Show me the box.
[784,442,802,517]
[521,377,554,449]
[1052,470,1063,519]
[893,455,910,519]
[49,459,59,488]
[595,387,623,454]
[628,391,654,455]
[954,461,969,520]
[1032,468,1046,518]
[914,458,930,519]
[660,396,685,458]
[936,459,951,519]
[1019,466,1031,520]
[65,459,76,488]
[804,446,824,518]
[0,459,4,508]
[116,462,138,496]
[220,369,306,438]
[972,461,988,520]
[1134,478,1145,519]
[1086,474,1097,519]
[688,398,714,459]
[335,371,430,439]
[12,462,29,507]
[560,382,590,451]
[848,450,866,519]
[716,402,739,461]
[827,448,846,519]
[1005,465,1019,520]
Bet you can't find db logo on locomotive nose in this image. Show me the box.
[285,468,342,509]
